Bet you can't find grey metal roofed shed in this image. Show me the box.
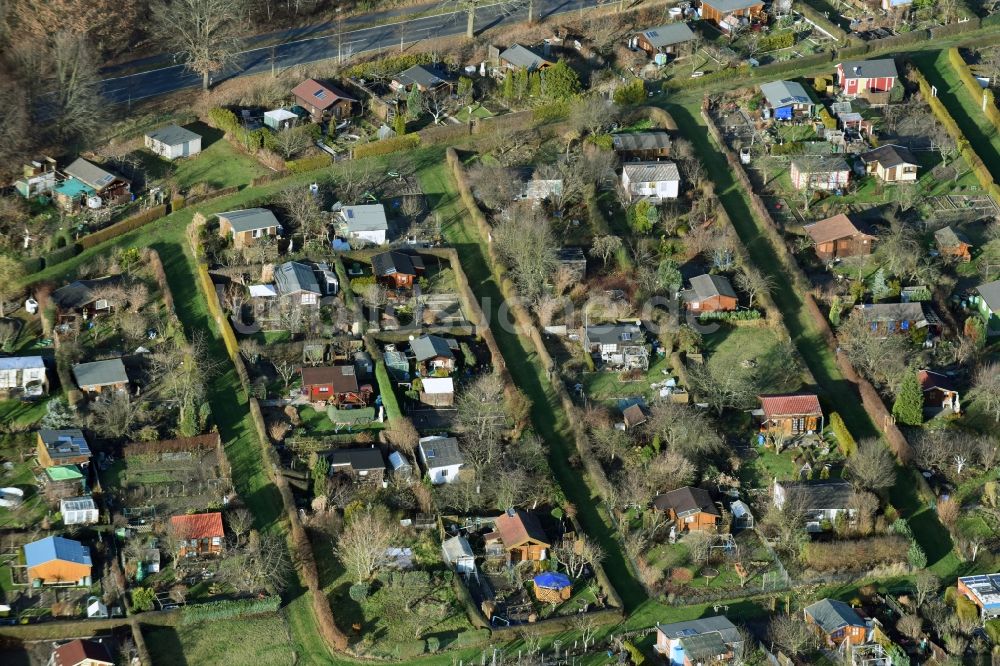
[372,250,424,277]
[612,132,672,151]
[275,261,321,296]
[622,161,680,182]
[52,277,117,310]
[0,356,44,371]
[655,615,739,642]
[704,0,763,12]
[395,64,447,89]
[329,447,385,473]
[499,44,552,70]
[39,429,90,457]
[145,124,201,147]
[218,208,280,233]
[339,204,388,232]
[759,80,811,108]
[978,279,1000,311]
[64,158,117,190]
[585,323,643,345]
[688,274,737,301]
[780,481,854,509]
[411,335,454,362]
[638,22,695,48]
[420,436,464,468]
[804,599,865,634]
[72,358,129,388]
[840,59,899,80]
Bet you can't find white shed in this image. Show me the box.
[264,108,299,131]
[442,535,475,574]
[144,125,202,160]
[61,496,99,525]
[418,435,464,485]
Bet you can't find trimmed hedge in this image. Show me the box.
[351,134,420,159]
[41,244,81,269]
[796,2,849,43]
[78,205,168,250]
[949,47,1000,133]
[180,596,281,624]
[830,412,857,457]
[374,360,402,420]
[287,154,332,173]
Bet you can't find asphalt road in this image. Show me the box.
[100,0,613,105]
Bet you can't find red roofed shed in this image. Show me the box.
[758,394,823,437]
[486,509,551,565]
[51,639,114,666]
[170,512,224,558]
[291,78,357,121]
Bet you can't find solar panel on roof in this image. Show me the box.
[346,209,354,218]
[648,30,658,36]
[315,89,327,98]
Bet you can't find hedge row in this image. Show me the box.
[351,133,420,159]
[287,154,332,174]
[795,1,849,43]
[911,62,1000,201]
[79,204,168,250]
[180,596,281,624]
[829,412,857,456]
[802,535,909,571]
[949,47,1000,133]
[697,309,762,321]
[374,359,402,420]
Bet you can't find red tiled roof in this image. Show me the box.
[170,512,224,540]
[495,509,550,548]
[301,365,360,393]
[918,370,956,393]
[291,78,356,110]
[759,394,822,418]
[803,214,872,245]
[52,639,114,666]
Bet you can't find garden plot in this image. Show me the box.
[104,435,232,518]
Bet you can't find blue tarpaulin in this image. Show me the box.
[774,106,793,120]
[533,572,572,589]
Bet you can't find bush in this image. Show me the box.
[587,133,614,150]
[956,595,979,624]
[830,412,857,457]
[907,541,927,568]
[131,587,156,612]
[697,309,762,321]
[345,53,433,79]
[287,154,331,173]
[802,536,909,571]
[613,78,646,106]
[41,243,80,269]
[760,31,795,51]
[623,641,646,666]
[180,596,281,624]
[348,582,369,601]
[352,133,420,158]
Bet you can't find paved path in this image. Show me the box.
[100,0,612,105]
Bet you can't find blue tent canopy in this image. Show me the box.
[533,572,572,590]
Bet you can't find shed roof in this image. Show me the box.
[791,156,850,173]
[978,279,1000,311]
[499,43,553,70]
[275,261,321,296]
[394,64,448,89]
[778,481,854,509]
[934,226,971,249]
[702,0,764,12]
[839,59,899,80]
[170,512,224,540]
[687,274,737,301]
[300,365,360,393]
[652,486,719,517]
[24,536,91,568]
[372,250,424,277]
[338,204,388,232]
[51,639,114,666]
[759,393,822,418]
[854,302,937,324]
[52,277,117,310]
[218,208,280,233]
[622,161,680,183]
[860,144,918,169]
[0,356,45,371]
[329,447,385,472]
[145,124,201,146]
[680,632,729,663]
[759,80,812,109]
[495,508,550,548]
[291,78,356,110]
[636,22,695,48]
[612,131,672,152]
[64,158,118,191]
[421,377,454,394]
[411,335,454,362]
[72,358,128,388]
[803,214,872,245]
[656,615,739,642]
[585,323,643,345]
[39,429,90,459]
[804,598,865,634]
[419,436,464,469]
[60,496,96,513]
[442,535,474,561]
[46,465,84,482]
[918,369,957,393]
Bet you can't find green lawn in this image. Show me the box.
[665,98,959,579]
[582,355,671,407]
[132,122,269,192]
[703,325,802,395]
[451,104,493,123]
[914,50,1000,183]
[144,614,298,666]
[0,398,50,430]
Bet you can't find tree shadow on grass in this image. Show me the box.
[142,625,189,666]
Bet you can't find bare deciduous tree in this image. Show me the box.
[226,529,291,594]
[846,439,897,491]
[769,614,818,657]
[735,265,774,309]
[151,0,247,91]
[590,235,623,264]
[553,534,605,578]
[456,373,508,471]
[972,362,1000,423]
[492,205,558,304]
[46,32,105,143]
[913,570,940,608]
[334,507,397,582]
